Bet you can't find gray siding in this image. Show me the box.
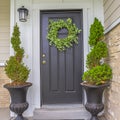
[104,0,120,30]
[0,0,10,63]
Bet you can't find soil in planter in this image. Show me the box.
[4,82,32,88]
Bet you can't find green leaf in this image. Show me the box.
[46,18,81,51]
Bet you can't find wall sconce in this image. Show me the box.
[17,6,28,22]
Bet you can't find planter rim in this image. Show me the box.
[80,82,110,88]
[4,82,32,89]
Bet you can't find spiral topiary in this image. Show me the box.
[82,18,112,85]
[5,24,30,86]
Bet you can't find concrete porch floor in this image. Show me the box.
[0,108,106,120]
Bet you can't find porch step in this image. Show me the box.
[33,104,91,120]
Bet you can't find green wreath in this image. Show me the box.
[47,18,81,51]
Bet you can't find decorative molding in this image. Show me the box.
[105,17,120,34]
[10,0,16,56]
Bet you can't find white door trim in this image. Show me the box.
[32,4,93,107]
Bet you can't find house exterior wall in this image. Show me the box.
[103,0,120,120]
[0,67,10,107]
[0,0,10,108]
[104,24,120,120]
[0,0,10,63]
[10,0,104,116]
[104,0,120,31]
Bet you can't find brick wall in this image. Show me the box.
[0,67,10,108]
[104,24,120,120]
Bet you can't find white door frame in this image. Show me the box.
[32,8,89,107]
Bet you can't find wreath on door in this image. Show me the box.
[47,18,81,51]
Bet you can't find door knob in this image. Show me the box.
[42,54,46,58]
[42,60,46,64]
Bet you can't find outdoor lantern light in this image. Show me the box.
[17,6,28,22]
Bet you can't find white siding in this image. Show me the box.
[104,0,120,31]
[0,0,10,63]
[33,0,61,3]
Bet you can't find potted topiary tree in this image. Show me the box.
[81,18,112,120]
[4,24,32,120]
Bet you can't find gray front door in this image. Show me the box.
[40,10,83,104]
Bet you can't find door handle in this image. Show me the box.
[42,54,46,58]
[42,60,46,64]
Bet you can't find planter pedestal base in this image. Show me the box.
[90,116,98,120]
[13,115,28,120]
[10,102,29,120]
[85,103,104,120]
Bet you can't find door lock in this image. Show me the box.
[42,60,46,64]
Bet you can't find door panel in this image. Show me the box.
[40,10,83,104]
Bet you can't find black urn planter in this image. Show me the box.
[4,82,32,120]
[81,83,109,120]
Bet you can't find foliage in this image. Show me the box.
[82,64,112,85]
[86,42,108,69]
[82,18,112,85]
[5,24,30,84]
[88,18,104,47]
[47,18,81,51]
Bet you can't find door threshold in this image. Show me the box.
[41,103,84,109]
[34,104,90,119]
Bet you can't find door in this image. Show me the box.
[40,10,83,104]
